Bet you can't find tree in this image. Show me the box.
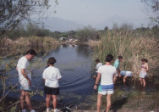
[142,0,159,25]
[0,0,57,36]
[104,26,109,31]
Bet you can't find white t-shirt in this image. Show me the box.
[42,66,62,88]
[97,65,116,85]
[96,62,102,72]
[17,56,31,83]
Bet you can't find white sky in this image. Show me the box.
[41,0,152,29]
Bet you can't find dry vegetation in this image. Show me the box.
[93,30,159,111]
[0,36,60,57]
[95,30,159,78]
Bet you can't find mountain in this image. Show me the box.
[33,17,84,32]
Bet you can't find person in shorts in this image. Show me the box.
[114,56,123,77]
[94,54,117,112]
[42,57,62,112]
[139,58,148,88]
[16,49,37,112]
[120,71,133,84]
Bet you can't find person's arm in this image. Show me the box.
[94,73,101,90]
[113,69,117,83]
[113,74,117,84]
[42,70,46,83]
[146,63,149,72]
[21,69,31,86]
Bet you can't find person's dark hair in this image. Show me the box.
[118,56,123,59]
[47,57,56,65]
[95,59,100,63]
[141,58,148,63]
[26,49,37,56]
[105,54,114,62]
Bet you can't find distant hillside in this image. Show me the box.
[32,17,84,32]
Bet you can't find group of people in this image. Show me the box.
[16,49,148,112]
[94,55,148,112]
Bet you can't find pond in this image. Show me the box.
[4,44,95,105]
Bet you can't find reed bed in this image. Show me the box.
[95,30,159,78]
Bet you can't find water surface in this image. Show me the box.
[5,45,95,104]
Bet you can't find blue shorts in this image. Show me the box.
[98,84,114,95]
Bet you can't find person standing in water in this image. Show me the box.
[114,56,123,77]
[139,58,148,88]
[16,49,37,112]
[94,54,117,112]
[42,57,62,112]
[120,71,133,84]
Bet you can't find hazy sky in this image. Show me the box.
[44,0,151,29]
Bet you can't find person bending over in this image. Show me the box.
[120,71,133,84]
[16,49,37,112]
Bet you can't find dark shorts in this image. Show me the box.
[44,86,60,95]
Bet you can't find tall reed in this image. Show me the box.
[95,30,159,78]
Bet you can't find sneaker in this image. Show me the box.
[22,109,27,112]
[54,109,60,112]
[30,109,36,112]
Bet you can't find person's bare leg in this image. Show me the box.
[106,94,112,112]
[25,91,32,110]
[46,94,51,109]
[97,94,102,112]
[140,78,143,87]
[52,95,57,109]
[20,90,25,110]
[123,76,127,84]
[143,79,146,88]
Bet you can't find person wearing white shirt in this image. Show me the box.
[42,57,62,112]
[94,54,117,112]
[95,59,103,72]
[16,49,37,112]
[93,59,103,79]
[120,71,133,84]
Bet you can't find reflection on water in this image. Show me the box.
[76,45,91,57]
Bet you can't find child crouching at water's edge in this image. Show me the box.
[42,57,62,112]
